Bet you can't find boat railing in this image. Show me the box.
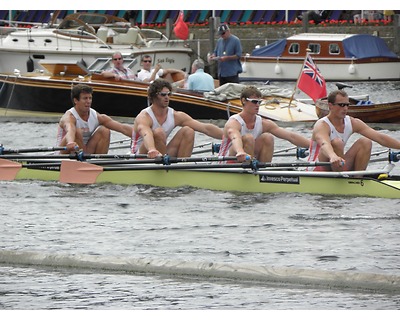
[53,28,112,48]
[140,28,169,41]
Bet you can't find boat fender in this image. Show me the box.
[348,63,355,74]
[26,57,34,72]
[274,63,281,74]
[242,61,247,73]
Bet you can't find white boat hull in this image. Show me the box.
[240,59,400,82]
[0,12,193,73]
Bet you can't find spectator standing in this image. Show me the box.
[208,24,243,86]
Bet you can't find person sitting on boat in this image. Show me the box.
[101,51,137,81]
[308,89,400,172]
[131,79,223,158]
[186,59,215,92]
[56,84,133,154]
[137,55,185,85]
[218,86,310,162]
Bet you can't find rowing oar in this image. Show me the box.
[369,151,400,164]
[0,153,148,161]
[6,155,247,166]
[110,138,131,145]
[0,145,67,155]
[192,143,221,155]
[98,160,331,170]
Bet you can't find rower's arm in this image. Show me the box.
[98,114,133,137]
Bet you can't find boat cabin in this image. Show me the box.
[251,33,399,60]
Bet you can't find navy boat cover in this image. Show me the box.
[251,35,398,59]
[342,34,398,59]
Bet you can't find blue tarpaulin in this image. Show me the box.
[250,34,398,59]
[251,39,286,57]
[342,34,398,59]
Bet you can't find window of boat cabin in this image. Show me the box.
[329,43,340,55]
[288,43,300,54]
[307,43,320,54]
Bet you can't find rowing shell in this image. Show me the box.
[1,159,400,199]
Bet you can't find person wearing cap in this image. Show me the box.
[186,59,215,92]
[208,24,243,86]
[218,86,310,162]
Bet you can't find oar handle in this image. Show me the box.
[0,145,67,155]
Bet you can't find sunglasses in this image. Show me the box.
[143,60,152,63]
[246,98,263,105]
[159,92,171,97]
[332,103,350,107]
[113,57,122,61]
[220,32,226,36]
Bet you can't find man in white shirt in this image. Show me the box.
[137,55,185,84]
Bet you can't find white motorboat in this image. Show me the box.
[240,33,400,82]
[0,11,193,73]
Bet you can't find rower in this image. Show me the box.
[308,89,400,172]
[56,84,133,154]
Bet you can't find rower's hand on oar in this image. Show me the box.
[147,149,162,159]
[330,156,346,171]
[236,152,251,163]
[65,142,79,153]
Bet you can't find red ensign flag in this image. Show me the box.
[173,11,189,40]
[297,53,327,102]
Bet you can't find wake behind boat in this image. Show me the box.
[240,33,400,82]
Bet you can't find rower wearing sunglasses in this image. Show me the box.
[308,90,400,171]
[218,86,310,163]
[131,79,223,158]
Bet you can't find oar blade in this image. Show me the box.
[59,160,103,184]
[0,159,22,181]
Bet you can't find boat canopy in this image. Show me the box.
[251,39,287,57]
[342,34,398,59]
[251,34,398,59]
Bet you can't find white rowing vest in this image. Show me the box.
[218,114,263,157]
[131,106,175,154]
[56,107,99,146]
[308,115,353,166]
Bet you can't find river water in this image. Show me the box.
[0,81,400,311]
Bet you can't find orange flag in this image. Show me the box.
[173,11,189,40]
